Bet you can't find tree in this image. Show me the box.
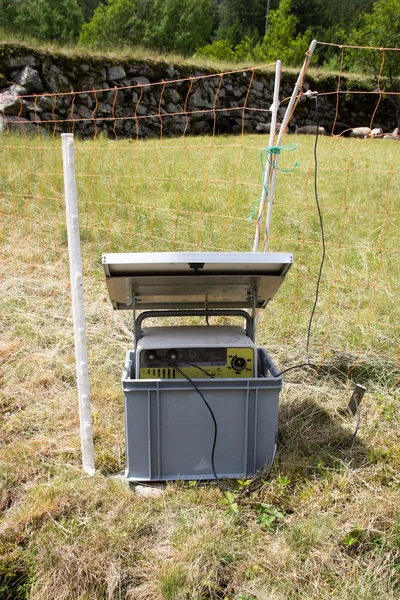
[197,0,311,65]
[0,0,83,43]
[79,0,151,49]
[216,0,274,44]
[347,0,400,79]
[255,0,311,65]
[77,0,105,22]
[147,0,214,55]
[346,0,400,127]
[80,0,214,55]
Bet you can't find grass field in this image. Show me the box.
[1,132,400,599]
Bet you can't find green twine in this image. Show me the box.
[263,143,299,172]
[248,197,261,221]
[248,143,299,221]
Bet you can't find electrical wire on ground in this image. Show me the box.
[333,397,360,450]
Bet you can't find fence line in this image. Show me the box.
[1,48,399,388]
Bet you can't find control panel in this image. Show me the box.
[139,346,255,379]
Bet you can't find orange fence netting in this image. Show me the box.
[1,47,399,387]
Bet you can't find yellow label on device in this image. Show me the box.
[139,347,255,379]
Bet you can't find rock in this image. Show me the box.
[167,115,186,135]
[37,95,55,111]
[132,76,151,87]
[78,93,93,109]
[107,65,126,81]
[166,102,179,113]
[45,65,72,93]
[190,120,208,135]
[263,88,271,101]
[66,67,78,81]
[135,485,164,498]
[14,66,44,94]
[78,76,96,91]
[6,55,37,69]
[75,104,93,119]
[8,84,27,95]
[105,89,125,105]
[0,74,7,89]
[165,88,180,104]
[251,89,263,100]
[97,102,112,115]
[136,104,148,116]
[25,100,43,113]
[252,79,264,92]
[0,90,26,115]
[0,114,47,136]
[190,91,212,110]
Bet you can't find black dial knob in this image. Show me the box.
[231,356,246,371]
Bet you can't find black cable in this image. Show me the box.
[333,397,360,450]
[241,440,277,494]
[267,94,325,378]
[157,356,276,492]
[305,95,325,363]
[270,97,360,449]
[159,358,231,491]
[264,93,326,379]
[165,358,216,379]
[274,362,317,377]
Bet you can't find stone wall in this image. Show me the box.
[0,42,398,138]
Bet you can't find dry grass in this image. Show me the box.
[0,34,275,74]
[0,131,399,599]
[0,36,381,84]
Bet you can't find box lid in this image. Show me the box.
[102,251,293,310]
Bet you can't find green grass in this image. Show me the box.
[0,36,381,84]
[1,131,400,599]
[1,132,399,375]
[0,34,276,74]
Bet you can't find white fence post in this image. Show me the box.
[252,59,281,253]
[62,133,95,476]
[263,39,317,251]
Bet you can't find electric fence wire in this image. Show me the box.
[151,98,357,492]
[272,94,360,451]
[274,93,325,376]
[305,95,326,364]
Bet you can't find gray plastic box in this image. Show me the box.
[122,348,282,481]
